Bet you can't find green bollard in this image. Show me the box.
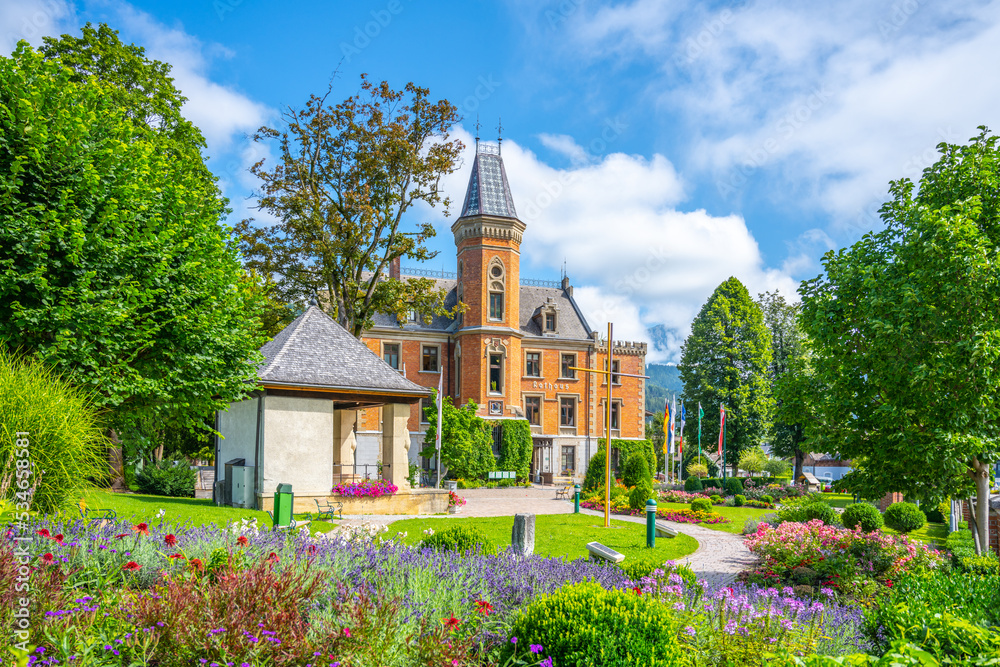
[646,498,657,548]
[574,484,581,513]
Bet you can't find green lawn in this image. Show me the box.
[387,513,699,564]
[64,489,340,536]
[821,493,855,508]
[884,521,948,547]
[659,502,774,534]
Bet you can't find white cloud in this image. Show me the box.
[431,127,798,362]
[558,0,1000,238]
[108,4,271,152]
[0,0,73,55]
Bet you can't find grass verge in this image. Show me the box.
[387,513,698,564]
[657,502,774,534]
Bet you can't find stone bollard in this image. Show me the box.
[512,513,536,556]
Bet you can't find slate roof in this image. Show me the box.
[460,146,517,219]
[369,279,592,341]
[258,306,428,395]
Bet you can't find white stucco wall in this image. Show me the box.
[217,397,260,482]
[355,433,382,466]
[261,395,334,497]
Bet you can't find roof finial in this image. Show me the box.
[474,115,481,152]
[497,116,503,154]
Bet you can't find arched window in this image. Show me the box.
[488,258,505,321]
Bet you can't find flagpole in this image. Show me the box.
[698,402,702,462]
[436,372,443,489]
[722,406,727,482]
[604,322,613,528]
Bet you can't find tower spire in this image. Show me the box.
[497,116,503,154]
[474,115,481,151]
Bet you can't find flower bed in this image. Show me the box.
[332,477,399,498]
[659,489,711,503]
[580,500,730,525]
[742,519,944,596]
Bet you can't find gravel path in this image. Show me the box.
[342,485,755,587]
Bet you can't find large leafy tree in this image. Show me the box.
[678,277,774,474]
[800,128,1000,553]
[236,75,465,338]
[757,290,814,481]
[0,38,266,431]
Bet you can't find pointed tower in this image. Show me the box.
[452,141,526,415]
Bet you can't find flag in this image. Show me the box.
[668,395,677,456]
[663,399,671,454]
[679,403,686,456]
[718,405,726,456]
[435,371,444,452]
[698,402,704,442]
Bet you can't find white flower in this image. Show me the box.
[423,528,435,536]
[155,509,165,519]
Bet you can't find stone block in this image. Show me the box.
[654,522,678,538]
[512,513,535,556]
[586,541,624,563]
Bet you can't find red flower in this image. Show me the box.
[885,580,893,588]
[443,616,460,631]
[266,552,279,564]
[342,627,351,638]
[475,600,493,616]
[123,561,142,572]
[115,533,130,540]
[36,529,51,538]
[237,535,248,546]
[189,558,204,572]
[164,534,177,547]
[168,553,185,560]
[633,586,643,595]
[40,553,55,565]
[52,534,64,544]
[133,523,150,536]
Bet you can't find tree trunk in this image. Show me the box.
[793,448,805,484]
[107,429,126,493]
[972,456,991,555]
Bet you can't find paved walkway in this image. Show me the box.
[341,486,755,588]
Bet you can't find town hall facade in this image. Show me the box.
[355,141,648,481]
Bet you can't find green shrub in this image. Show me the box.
[496,418,532,480]
[959,555,1000,576]
[710,494,723,504]
[684,476,703,492]
[0,350,107,513]
[628,483,653,511]
[733,494,746,507]
[946,529,977,566]
[135,460,195,498]
[780,500,837,525]
[582,449,606,492]
[842,503,884,533]
[884,502,926,534]
[503,581,686,666]
[864,572,1000,659]
[724,477,744,496]
[419,526,496,555]
[622,451,652,488]
[761,494,774,504]
[690,498,712,513]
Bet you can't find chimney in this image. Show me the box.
[389,256,401,280]
[561,275,571,295]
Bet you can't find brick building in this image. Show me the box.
[355,141,647,481]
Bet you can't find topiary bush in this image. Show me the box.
[884,501,926,534]
[761,494,774,504]
[0,350,107,513]
[842,503,884,533]
[779,499,837,525]
[733,494,746,507]
[684,476,703,493]
[622,451,652,488]
[690,498,712,514]
[724,477,744,496]
[502,581,686,666]
[628,483,653,511]
[582,449,606,492]
[419,526,496,555]
[135,460,196,497]
[710,494,723,504]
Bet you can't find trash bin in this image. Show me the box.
[273,483,294,528]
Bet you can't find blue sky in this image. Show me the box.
[5,0,1000,360]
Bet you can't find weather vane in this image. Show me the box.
[475,115,481,151]
[497,116,503,153]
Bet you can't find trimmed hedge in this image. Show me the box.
[842,503,883,533]
[623,451,652,488]
[684,476,703,492]
[884,502,926,534]
[419,526,496,555]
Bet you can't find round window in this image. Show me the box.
[491,265,503,278]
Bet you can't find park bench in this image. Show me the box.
[77,500,116,524]
[555,484,574,500]
[314,498,343,521]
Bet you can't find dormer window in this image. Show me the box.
[539,298,559,334]
[545,313,556,332]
